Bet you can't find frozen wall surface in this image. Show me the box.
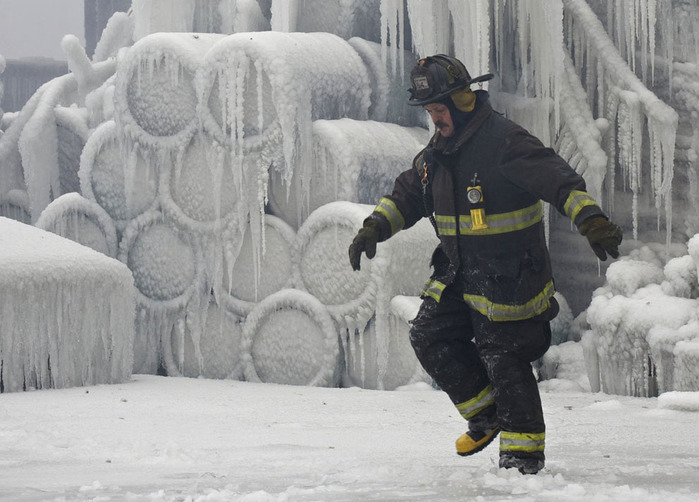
[0,217,134,393]
[2,0,699,395]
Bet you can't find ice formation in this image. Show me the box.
[0,0,698,397]
[583,239,699,396]
[0,217,134,392]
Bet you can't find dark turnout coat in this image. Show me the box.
[368,94,605,321]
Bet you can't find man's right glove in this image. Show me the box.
[579,216,623,261]
[348,219,381,271]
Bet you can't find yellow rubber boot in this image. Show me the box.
[456,426,500,456]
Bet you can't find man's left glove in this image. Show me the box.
[348,219,381,271]
[579,216,623,261]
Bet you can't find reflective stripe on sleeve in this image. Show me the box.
[500,431,545,453]
[421,279,446,302]
[374,197,405,237]
[455,385,495,419]
[563,190,597,222]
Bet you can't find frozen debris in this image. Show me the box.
[584,236,699,396]
[0,217,134,392]
[62,34,119,106]
[538,341,591,392]
[0,50,117,222]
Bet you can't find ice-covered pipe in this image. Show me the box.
[293,201,438,331]
[241,288,341,387]
[216,214,296,316]
[268,118,429,229]
[35,192,118,258]
[79,121,158,230]
[114,32,225,148]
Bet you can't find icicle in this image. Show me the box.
[270,0,298,32]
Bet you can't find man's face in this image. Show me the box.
[424,103,454,137]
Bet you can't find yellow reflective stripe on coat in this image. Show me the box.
[564,190,597,221]
[374,197,405,236]
[455,385,495,419]
[463,280,555,321]
[421,279,446,302]
[435,214,458,236]
[435,202,542,236]
[500,431,545,453]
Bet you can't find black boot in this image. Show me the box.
[499,453,545,475]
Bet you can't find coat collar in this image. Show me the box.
[431,98,493,155]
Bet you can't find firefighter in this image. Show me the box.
[348,55,622,474]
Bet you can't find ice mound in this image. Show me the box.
[0,217,134,392]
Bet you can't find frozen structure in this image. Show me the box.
[0,216,134,392]
[1,0,698,396]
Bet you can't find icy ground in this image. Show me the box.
[0,375,697,501]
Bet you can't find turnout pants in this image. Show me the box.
[409,289,552,460]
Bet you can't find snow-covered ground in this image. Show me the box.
[1,374,697,502]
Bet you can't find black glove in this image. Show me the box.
[348,219,381,271]
[579,216,623,261]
